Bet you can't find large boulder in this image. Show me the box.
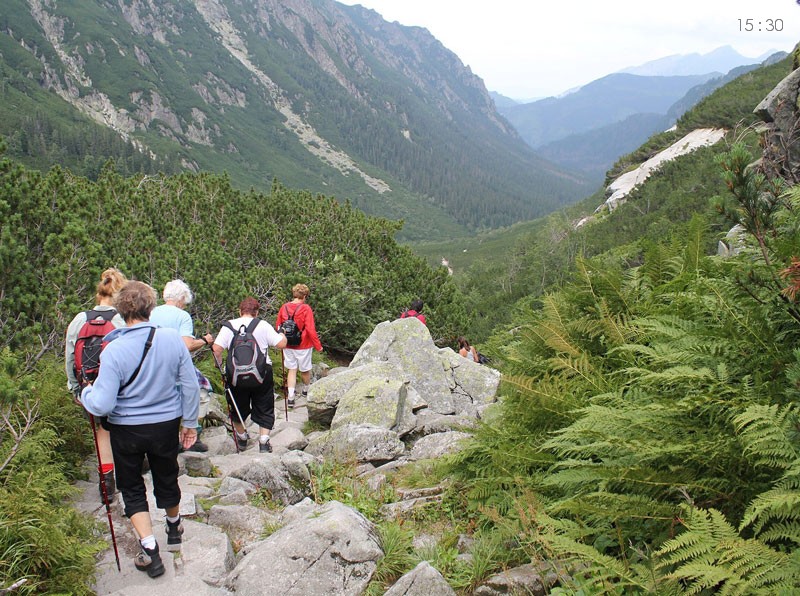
[350,318,457,414]
[439,348,501,413]
[754,58,800,183]
[227,453,311,505]
[208,504,278,549]
[305,424,406,464]
[409,431,472,461]
[331,377,417,437]
[306,361,397,426]
[225,500,382,595]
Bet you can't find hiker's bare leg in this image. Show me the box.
[97,426,114,466]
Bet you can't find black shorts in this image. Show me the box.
[107,418,182,518]
[228,365,275,430]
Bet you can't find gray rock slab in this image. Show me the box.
[226,500,381,596]
[305,424,405,464]
[384,561,456,595]
[409,431,472,461]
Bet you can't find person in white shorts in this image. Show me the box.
[275,284,323,407]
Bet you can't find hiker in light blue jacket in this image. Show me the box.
[81,281,199,579]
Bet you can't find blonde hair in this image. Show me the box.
[96,268,128,303]
[292,283,310,299]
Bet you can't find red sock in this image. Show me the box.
[101,463,114,474]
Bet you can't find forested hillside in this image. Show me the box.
[436,48,800,592]
[442,54,795,342]
[0,150,467,360]
[0,0,589,239]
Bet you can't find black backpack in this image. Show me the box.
[222,318,269,387]
[278,304,303,347]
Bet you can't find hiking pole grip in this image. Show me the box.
[89,413,121,572]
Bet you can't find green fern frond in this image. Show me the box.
[734,404,800,469]
[740,460,800,543]
[624,365,715,388]
[657,506,800,594]
[535,531,657,593]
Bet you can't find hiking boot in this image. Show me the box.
[236,433,249,451]
[259,438,272,453]
[134,543,165,578]
[287,398,295,409]
[181,439,209,453]
[165,518,184,551]
[99,470,115,501]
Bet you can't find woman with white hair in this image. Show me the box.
[150,279,214,452]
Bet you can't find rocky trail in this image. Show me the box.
[72,318,550,595]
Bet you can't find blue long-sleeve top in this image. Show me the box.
[81,322,200,428]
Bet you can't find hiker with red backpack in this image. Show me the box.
[275,283,323,409]
[212,297,287,453]
[65,267,128,499]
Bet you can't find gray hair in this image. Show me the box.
[163,279,193,304]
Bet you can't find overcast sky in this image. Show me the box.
[336,0,799,100]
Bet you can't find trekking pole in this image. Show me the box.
[211,353,245,453]
[88,413,121,572]
[280,349,288,421]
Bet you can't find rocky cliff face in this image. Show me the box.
[754,45,800,184]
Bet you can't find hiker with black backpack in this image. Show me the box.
[65,267,128,499]
[275,283,323,409]
[212,297,287,453]
[80,281,200,578]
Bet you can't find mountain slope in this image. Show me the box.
[0,0,589,238]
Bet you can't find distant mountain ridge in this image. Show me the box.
[0,0,589,239]
[498,73,716,149]
[619,45,767,77]
[498,49,787,183]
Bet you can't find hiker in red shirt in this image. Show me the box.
[276,284,323,408]
[400,299,426,325]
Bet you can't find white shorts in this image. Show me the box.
[283,347,313,372]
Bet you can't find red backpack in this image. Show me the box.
[73,309,117,388]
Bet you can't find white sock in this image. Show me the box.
[166,514,180,524]
[237,431,248,440]
[140,534,156,550]
[288,387,295,398]
[259,435,270,444]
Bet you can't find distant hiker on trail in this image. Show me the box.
[275,283,323,409]
[400,298,426,325]
[457,336,480,363]
[150,279,215,453]
[213,297,287,453]
[65,267,128,500]
[80,281,200,579]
